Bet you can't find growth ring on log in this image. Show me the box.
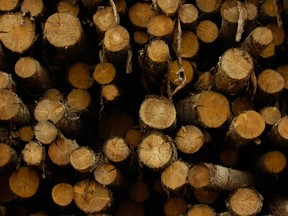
[139,96,176,130]
[103,25,130,53]
[0,13,36,53]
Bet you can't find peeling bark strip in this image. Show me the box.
[188,163,255,190]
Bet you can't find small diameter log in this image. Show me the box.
[0,89,30,124]
[0,143,18,169]
[176,91,230,128]
[133,31,148,46]
[19,125,34,142]
[195,0,221,14]
[129,181,150,203]
[269,197,288,216]
[187,204,216,216]
[259,42,275,59]
[213,48,254,96]
[103,136,131,163]
[219,148,239,167]
[226,110,265,148]
[0,12,35,54]
[67,89,92,112]
[93,162,124,188]
[257,150,287,174]
[194,188,219,205]
[70,146,99,173]
[73,178,113,214]
[21,0,44,18]
[34,99,66,124]
[163,197,187,216]
[9,167,40,198]
[101,84,120,102]
[128,2,157,29]
[226,187,263,216]
[51,183,74,208]
[125,128,142,148]
[231,96,254,116]
[178,4,199,30]
[219,0,248,46]
[57,0,79,17]
[44,13,85,57]
[174,125,205,154]
[0,0,19,12]
[15,57,52,92]
[138,131,176,170]
[141,39,170,78]
[260,106,281,127]
[68,62,94,89]
[196,20,219,44]
[266,23,285,47]
[167,59,194,89]
[277,65,288,90]
[244,3,258,34]
[156,0,179,16]
[147,15,174,40]
[115,201,145,216]
[187,163,255,190]
[0,72,15,90]
[22,141,45,167]
[255,69,285,106]
[42,88,63,102]
[269,116,288,146]
[139,96,176,131]
[172,31,199,59]
[241,27,273,59]
[103,25,130,63]
[93,7,118,35]
[93,62,116,85]
[259,0,281,22]
[48,136,79,167]
[194,71,213,91]
[161,160,189,191]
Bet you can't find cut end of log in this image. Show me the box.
[93,62,116,85]
[147,40,170,64]
[179,4,198,25]
[147,15,174,38]
[22,141,45,166]
[221,0,248,24]
[196,0,221,13]
[163,197,187,216]
[129,181,149,203]
[0,143,17,168]
[0,0,19,12]
[260,106,281,126]
[167,59,193,86]
[34,99,65,123]
[101,84,120,101]
[19,126,35,142]
[67,89,91,111]
[21,0,44,17]
[125,128,142,148]
[68,62,94,89]
[104,25,130,52]
[139,96,176,130]
[103,137,130,163]
[93,7,117,33]
[51,183,74,207]
[196,20,219,44]
[15,57,38,78]
[187,204,216,216]
[70,146,97,172]
[252,27,273,46]
[93,162,120,187]
[257,69,285,94]
[57,0,79,17]
[258,150,287,174]
[188,163,210,188]
[174,31,199,59]
[34,121,58,144]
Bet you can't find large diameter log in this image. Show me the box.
[188,163,255,190]
[0,12,36,54]
[226,187,263,216]
[44,13,85,57]
[138,131,176,170]
[176,91,230,128]
[139,96,176,131]
[73,178,113,214]
[0,89,30,124]
[213,48,254,96]
[226,110,265,148]
[9,167,40,198]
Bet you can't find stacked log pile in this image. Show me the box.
[1,0,288,215]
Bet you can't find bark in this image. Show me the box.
[0,143,18,169]
[67,62,94,89]
[22,141,45,167]
[226,187,263,216]
[0,12,36,54]
[0,71,15,91]
[51,183,74,208]
[269,196,288,216]
[188,163,255,190]
[176,91,231,128]
[269,116,288,146]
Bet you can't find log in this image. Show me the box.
[187,163,255,190]
[147,15,174,40]
[196,20,219,44]
[259,42,275,59]
[156,0,179,17]
[266,23,285,47]
[22,141,45,167]
[124,128,142,148]
[93,62,116,85]
[269,116,288,146]
[260,106,281,127]
[163,197,187,216]
[194,187,219,205]
[48,135,79,167]
[57,0,79,17]
[73,178,113,214]
[269,196,288,216]
[257,150,287,174]
[174,125,205,154]
[226,187,263,216]
[51,183,74,208]
[93,7,118,35]
[70,146,99,173]
[138,130,176,170]
[244,2,258,34]
[34,121,58,145]
[67,62,94,89]
[0,71,15,91]
[139,96,176,131]
[277,65,288,91]
[0,12,36,54]
[43,12,85,57]
[178,4,199,30]
[133,31,148,46]
[9,167,40,198]
[172,31,199,59]
[213,48,254,96]
[101,83,121,102]
[161,160,189,192]
[195,0,221,14]
[21,0,45,18]
[66,88,92,111]
[18,125,34,142]
[42,88,64,102]
[0,89,30,124]
[0,143,18,169]
[187,204,216,216]
[0,0,19,12]
[226,110,265,148]
[176,91,231,128]
[129,180,149,203]
[231,96,254,116]
[194,71,213,91]
[259,0,281,23]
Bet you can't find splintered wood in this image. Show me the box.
[1,0,288,215]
